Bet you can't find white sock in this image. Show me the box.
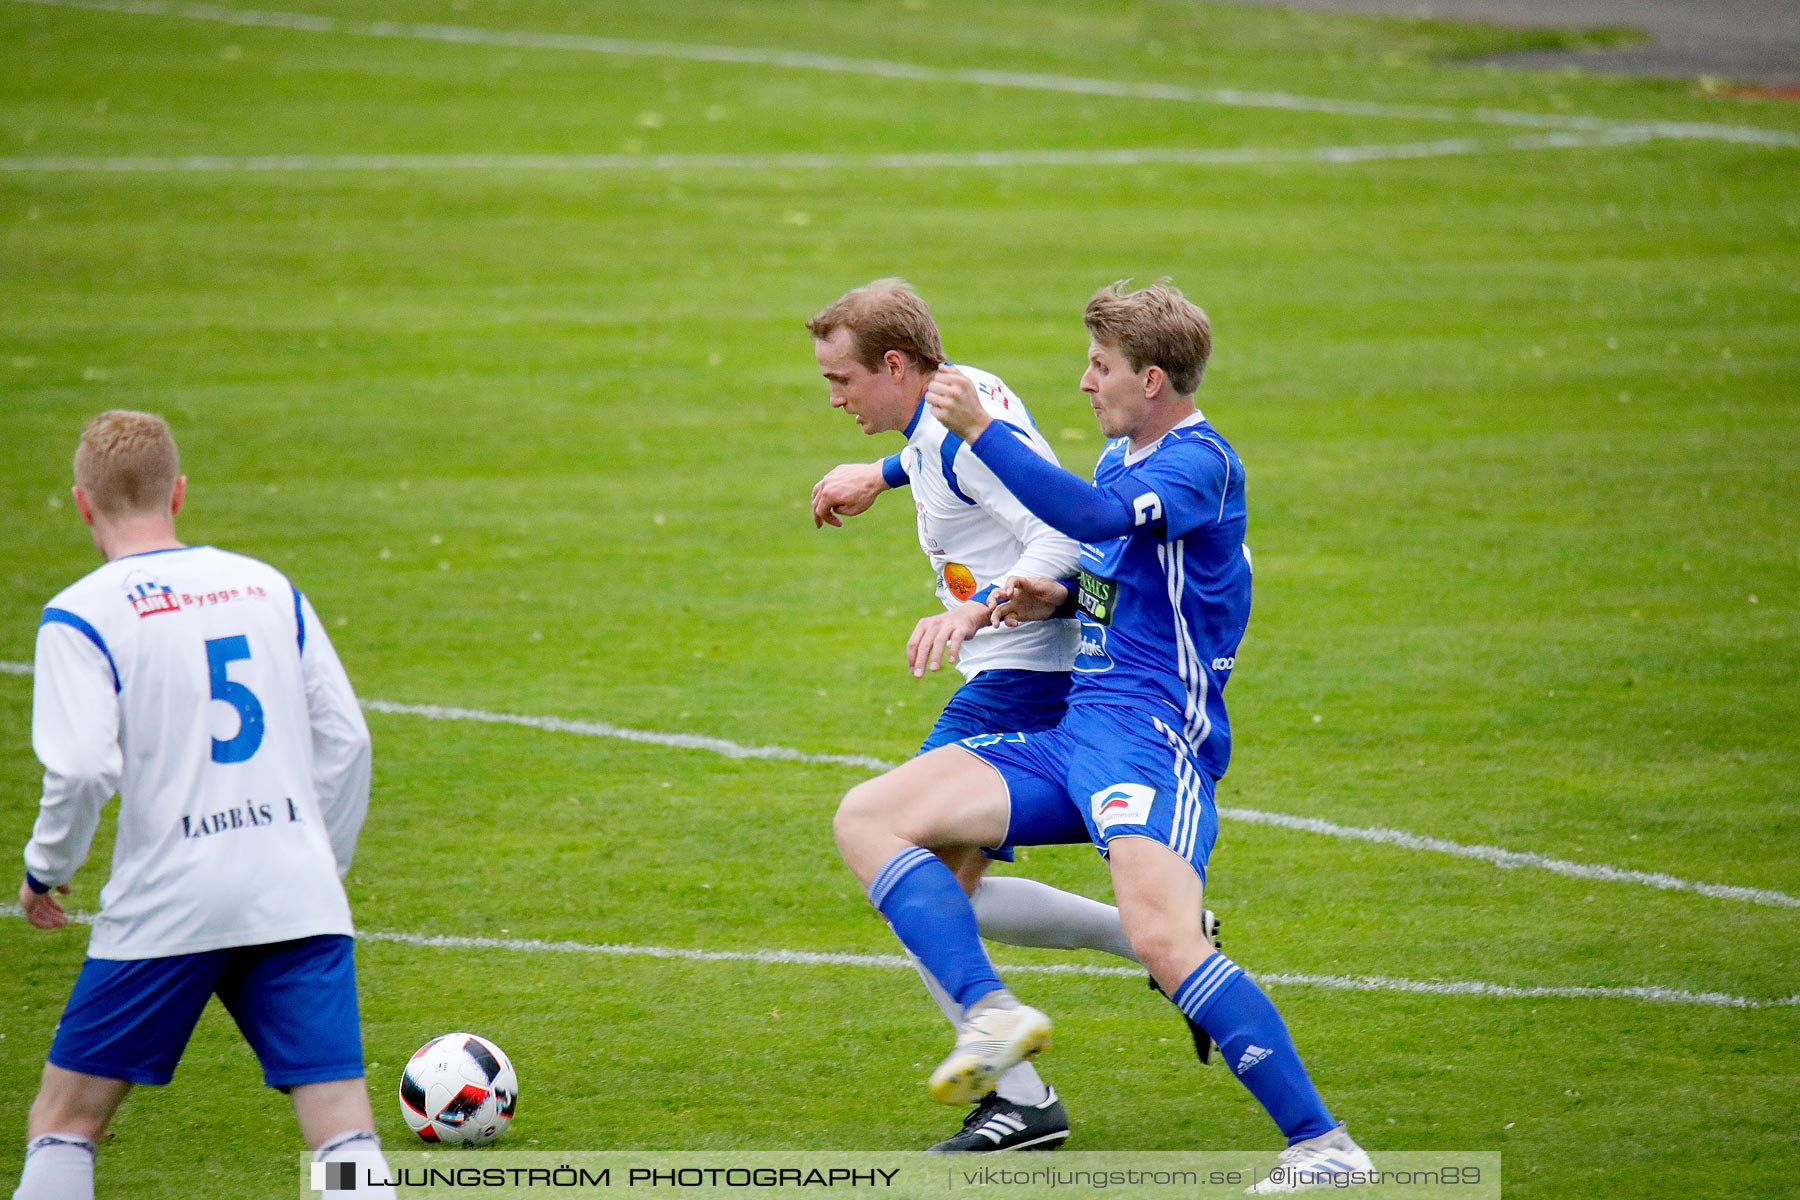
[972,876,1140,962]
[313,1130,394,1199]
[992,1059,1051,1107]
[15,1134,95,1200]
[909,949,964,1028]
[907,952,1051,1107]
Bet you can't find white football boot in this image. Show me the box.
[928,992,1053,1106]
[1246,1125,1374,1193]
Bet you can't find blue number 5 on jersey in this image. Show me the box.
[205,635,265,763]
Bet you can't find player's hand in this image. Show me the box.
[19,880,71,929]
[991,576,1069,627]
[906,600,993,678]
[811,461,889,528]
[924,367,991,442]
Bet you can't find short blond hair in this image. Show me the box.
[1083,279,1212,395]
[74,410,181,518]
[806,278,946,373]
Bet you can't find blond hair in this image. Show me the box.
[1083,279,1212,395]
[74,410,181,518]
[806,278,946,373]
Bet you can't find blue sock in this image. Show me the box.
[1172,955,1337,1144]
[869,848,1004,1009]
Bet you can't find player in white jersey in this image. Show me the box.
[807,280,1219,1151]
[835,283,1373,1192]
[12,412,394,1200]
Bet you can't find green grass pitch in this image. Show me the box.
[1,1,1797,1196]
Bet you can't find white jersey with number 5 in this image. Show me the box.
[26,545,370,960]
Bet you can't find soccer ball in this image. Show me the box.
[398,1032,518,1146]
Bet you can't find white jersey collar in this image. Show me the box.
[1122,409,1205,466]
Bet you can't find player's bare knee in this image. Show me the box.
[1128,923,1209,988]
[833,779,895,849]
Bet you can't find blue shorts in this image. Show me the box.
[920,669,1072,862]
[958,703,1220,882]
[48,935,364,1089]
[918,668,1072,755]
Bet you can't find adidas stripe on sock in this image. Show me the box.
[869,848,1004,1009]
[1168,955,1337,1144]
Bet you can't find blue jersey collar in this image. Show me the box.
[902,397,926,439]
[116,544,205,560]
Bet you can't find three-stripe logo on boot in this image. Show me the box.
[1235,1044,1272,1075]
[976,1112,1029,1144]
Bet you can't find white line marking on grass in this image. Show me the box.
[12,0,1799,150]
[343,931,1800,1010]
[359,697,894,772]
[0,134,1654,174]
[1215,807,1800,909]
[4,660,1795,909]
[346,697,1800,912]
[5,908,1788,1009]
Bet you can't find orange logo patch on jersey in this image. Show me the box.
[944,562,978,602]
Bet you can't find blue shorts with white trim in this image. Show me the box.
[48,935,364,1089]
[917,668,1071,755]
[920,668,1072,863]
[958,702,1220,882]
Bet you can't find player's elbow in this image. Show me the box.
[323,720,374,781]
[345,710,374,757]
[44,765,114,803]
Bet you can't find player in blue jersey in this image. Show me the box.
[833,282,1372,1191]
[809,280,1230,1152]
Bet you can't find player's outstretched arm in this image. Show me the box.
[22,619,123,918]
[811,456,907,528]
[926,370,1134,542]
[905,600,993,678]
[298,594,373,878]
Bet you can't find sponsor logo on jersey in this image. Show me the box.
[1075,568,1118,626]
[126,576,181,617]
[1073,623,1115,674]
[943,562,978,602]
[179,801,287,839]
[181,584,269,609]
[1211,656,1235,671]
[1090,782,1155,830]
